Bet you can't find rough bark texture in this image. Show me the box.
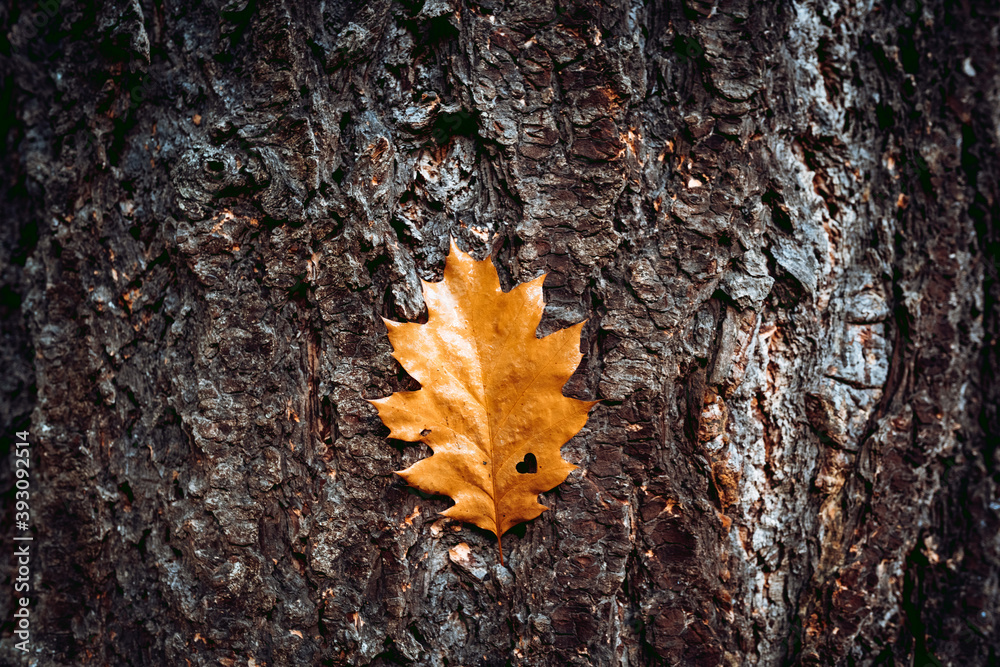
[2,0,1000,665]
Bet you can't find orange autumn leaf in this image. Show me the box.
[370,240,596,563]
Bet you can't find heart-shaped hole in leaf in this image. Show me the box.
[516,453,538,475]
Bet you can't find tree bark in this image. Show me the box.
[2,0,1000,665]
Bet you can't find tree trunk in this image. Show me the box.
[2,0,999,664]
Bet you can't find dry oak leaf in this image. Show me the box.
[370,241,596,563]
